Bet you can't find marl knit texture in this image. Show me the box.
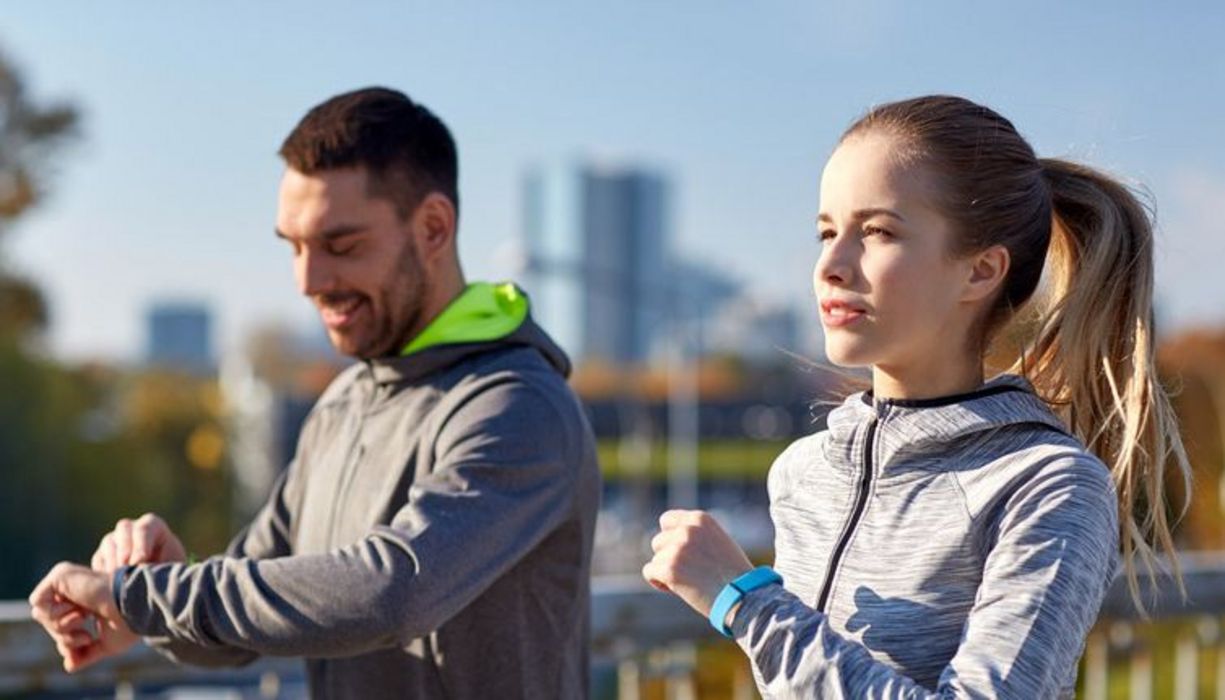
[732,373,1120,699]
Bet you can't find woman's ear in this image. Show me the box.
[962,244,1010,303]
[411,192,457,262]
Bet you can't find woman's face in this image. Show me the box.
[814,131,977,373]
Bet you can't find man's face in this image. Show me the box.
[276,166,428,359]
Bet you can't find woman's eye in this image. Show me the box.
[864,225,892,238]
[329,242,358,256]
[818,229,835,243]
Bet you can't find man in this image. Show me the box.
[29,87,602,699]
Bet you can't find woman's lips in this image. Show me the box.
[820,300,867,328]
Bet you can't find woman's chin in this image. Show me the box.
[822,343,873,368]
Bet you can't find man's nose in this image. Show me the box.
[297,249,336,297]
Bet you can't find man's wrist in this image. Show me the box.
[111,565,132,618]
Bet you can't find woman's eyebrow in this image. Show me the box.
[817,208,907,224]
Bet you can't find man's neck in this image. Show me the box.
[420,273,467,331]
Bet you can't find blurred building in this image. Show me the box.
[220,323,347,518]
[706,296,802,362]
[522,161,739,364]
[145,302,214,374]
[522,162,668,363]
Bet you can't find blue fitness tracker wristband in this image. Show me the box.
[709,565,782,638]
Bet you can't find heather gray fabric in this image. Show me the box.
[730,373,1119,698]
[115,315,602,699]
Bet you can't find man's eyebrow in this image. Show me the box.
[816,208,907,224]
[274,224,369,241]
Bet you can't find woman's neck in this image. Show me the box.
[871,360,985,402]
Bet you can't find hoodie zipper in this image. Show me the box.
[815,414,879,614]
[326,368,379,547]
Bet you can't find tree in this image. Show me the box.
[1157,329,1225,550]
[0,44,82,596]
[0,47,78,341]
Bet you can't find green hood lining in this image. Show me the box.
[400,282,529,356]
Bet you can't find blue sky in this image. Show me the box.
[2,2,1223,362]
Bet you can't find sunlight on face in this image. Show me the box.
[814,131,972,374]
[275,167,427,358]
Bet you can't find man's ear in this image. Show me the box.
[962,244,1010,303]
[410,192,457,262]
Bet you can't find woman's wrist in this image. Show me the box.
[709,566,782,637]
[724,600,743,630]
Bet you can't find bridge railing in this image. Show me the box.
[4,553,1224,699]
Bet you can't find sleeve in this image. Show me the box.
[116,378,582,659]
[730,457,1120,698]
[140,450,309,667]
[223,461,303,560]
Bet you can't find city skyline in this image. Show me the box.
[1,3,1222,363]
[524,161,753,364]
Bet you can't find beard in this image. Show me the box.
[320,238,429,359]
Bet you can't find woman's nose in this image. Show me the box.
[815,236,854,286]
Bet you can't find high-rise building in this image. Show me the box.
[146,302,214,374]
[524,162,730,365]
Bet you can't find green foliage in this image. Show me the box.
[0,45,78,344]
[596,439,788,481]
[0,47,79,231]
[0,342,234,598]
[0,45,232,596]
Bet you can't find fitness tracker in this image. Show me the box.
[708,565,782,638]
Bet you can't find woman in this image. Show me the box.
[642,95,1190,698]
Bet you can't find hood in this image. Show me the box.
[823,373,1071,471]
[367,282,572,385]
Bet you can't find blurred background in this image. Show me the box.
[1,2,1224,698]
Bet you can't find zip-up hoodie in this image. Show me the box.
[731,373,1119,698]
[114,283,602,699]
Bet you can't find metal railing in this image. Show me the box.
[3,554,1225,698]
[1081,552,1225,700]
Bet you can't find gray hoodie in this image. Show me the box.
[114,314,602,699]
[730,373,1119,698]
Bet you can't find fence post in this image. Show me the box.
[1083,630,1109,700]
[664,642,697,700]
[617,656,642,700]
[1218,641,1225,700]
[1175,632,1198,700]
[1130,645,1153,700]
[259,670,281,699]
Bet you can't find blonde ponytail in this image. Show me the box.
[1010,158,1192,615]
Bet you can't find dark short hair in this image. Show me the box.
[279,87,459,218]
